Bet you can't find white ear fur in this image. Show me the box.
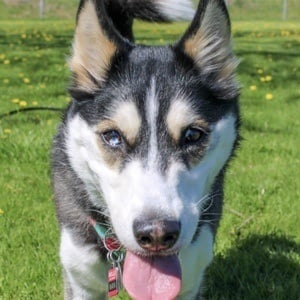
[69,0,118,92]
[182,0,239,98]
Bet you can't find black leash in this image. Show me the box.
[0,107,63,119]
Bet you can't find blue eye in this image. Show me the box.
[102,130,122,148]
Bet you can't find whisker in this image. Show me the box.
[195,194,211,206]
[196,192,222,213]
[199,219,220,225]
[201,212,222,216]
[87,208,110,217]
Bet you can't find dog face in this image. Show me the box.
[65,0,239,255]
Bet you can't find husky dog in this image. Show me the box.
[52,0,240,299]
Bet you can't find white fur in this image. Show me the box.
[177,114,237,202]
[60,228,107,299]
[156,0,195,21]
[179,225,214,299]
[65,115,108,207]
[146,78,159,167]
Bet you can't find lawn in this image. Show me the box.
[0,19,299,299]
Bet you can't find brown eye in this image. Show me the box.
[182,127,205,145]
[102,130,122,148]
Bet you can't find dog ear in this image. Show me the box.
[69,0,128,93]
[176,0,239,99]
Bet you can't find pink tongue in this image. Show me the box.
[123,251,181,300]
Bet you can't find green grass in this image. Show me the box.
[0,0,78,19]
[228,0,300,21]
[0,19,300,299]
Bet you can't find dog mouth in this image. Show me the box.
[120,218,183,299]
[123,250,182,300]
[92,215,183,299]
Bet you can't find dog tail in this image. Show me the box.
[124,0,195,22]
[104,0,195,40]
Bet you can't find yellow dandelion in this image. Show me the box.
[32,101,38,106]
[250,85,257,91]
[19,100,27,107]
[11,98,20,104]
[44,35,53,42]
[0,208,4,215]
[281,30,290,37]
[265,75,272,82]
[257,69,264,74]
[21,33,27,39]
[4,59,10,65]
[0,54,5,60]
[4,129,12,134]
[3,79,9,84]
[266,93,273,100]
[260,77,266,82]
[23,78,30,84]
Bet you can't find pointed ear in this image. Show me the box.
[69,0,127,93]
[177,0,239,99]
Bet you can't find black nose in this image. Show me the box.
[133,219,181,252]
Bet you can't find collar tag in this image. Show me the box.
[89,217,124,298]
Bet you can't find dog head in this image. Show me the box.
[65,0,239,255]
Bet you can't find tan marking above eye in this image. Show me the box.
[166,97,208,143]
[97,101,141,146]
